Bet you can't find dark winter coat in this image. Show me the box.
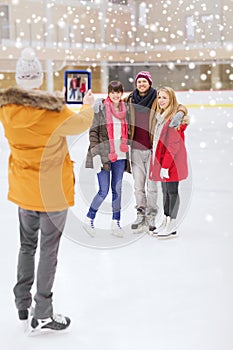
[124,92,157,146]
[85,104,131,173]
[149,120,188,182]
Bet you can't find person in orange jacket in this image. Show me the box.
[0,48,94,334]
[149,86,189,237]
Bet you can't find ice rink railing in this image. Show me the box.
[74,91,233,109]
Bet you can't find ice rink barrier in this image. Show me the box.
[68,90,233,111]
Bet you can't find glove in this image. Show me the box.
[160,168,169,179]
[93,155,102,173]
[169,111,184,128]
[93,98,104,113]
[182,114,190,125]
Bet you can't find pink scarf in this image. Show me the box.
[104,96,129,162]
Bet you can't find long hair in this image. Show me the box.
[157,86,187,121]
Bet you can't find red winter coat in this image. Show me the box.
[149,120,188,182]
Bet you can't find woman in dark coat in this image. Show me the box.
[85,81,130,237]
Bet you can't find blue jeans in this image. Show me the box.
[87,159,126,221]
[69,89,76,99]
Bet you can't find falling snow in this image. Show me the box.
[0,0,232,88]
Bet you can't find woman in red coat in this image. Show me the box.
[149,86,189,237]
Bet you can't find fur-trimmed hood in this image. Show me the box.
[0,86,66,128]
[0,86,65,111]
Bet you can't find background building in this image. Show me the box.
[0,0,232,92]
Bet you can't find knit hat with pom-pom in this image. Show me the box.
[135,71,153,86]
[15,48,43,89]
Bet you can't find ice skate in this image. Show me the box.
[149,215,167,236]
[18,305,35,321]
[18,310,29,332]
[131,207,146,233]
[18,309,29,321]
[18,306,35,332]
[145,211,158,234]
[111,220,124,238]
[157,217,177,238]
[83,217,95,237]
[27,313,71,336]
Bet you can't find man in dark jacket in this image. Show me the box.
[125,71,159,233]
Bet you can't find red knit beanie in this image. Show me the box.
[135,71,153,86]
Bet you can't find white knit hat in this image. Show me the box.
[15,48,43,89]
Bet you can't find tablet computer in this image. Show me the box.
[64,70,91,104]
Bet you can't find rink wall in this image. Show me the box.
[68,90,232,111]
[97,90,233,108]
[172,90,233,108]
[90,90,233,108]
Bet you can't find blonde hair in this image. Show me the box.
[157,86,187,121]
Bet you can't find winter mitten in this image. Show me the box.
[93,155,102,173]
[160,168,169,179]
[102,162,111,171]
[120,141,129,153]
[108,152,118,162]
[93,98,104,113]
[182,114,190,125]
[169,111,184,128]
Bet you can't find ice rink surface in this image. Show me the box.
[0,91,232,349]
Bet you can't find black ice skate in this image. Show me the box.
[28,313,71,336]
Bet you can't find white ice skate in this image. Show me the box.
[149,215,168,236]
[83,217,95,237]
[157,217,177,238]
[111,220,124,238]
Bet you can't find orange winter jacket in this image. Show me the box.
[0,87,93,211]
